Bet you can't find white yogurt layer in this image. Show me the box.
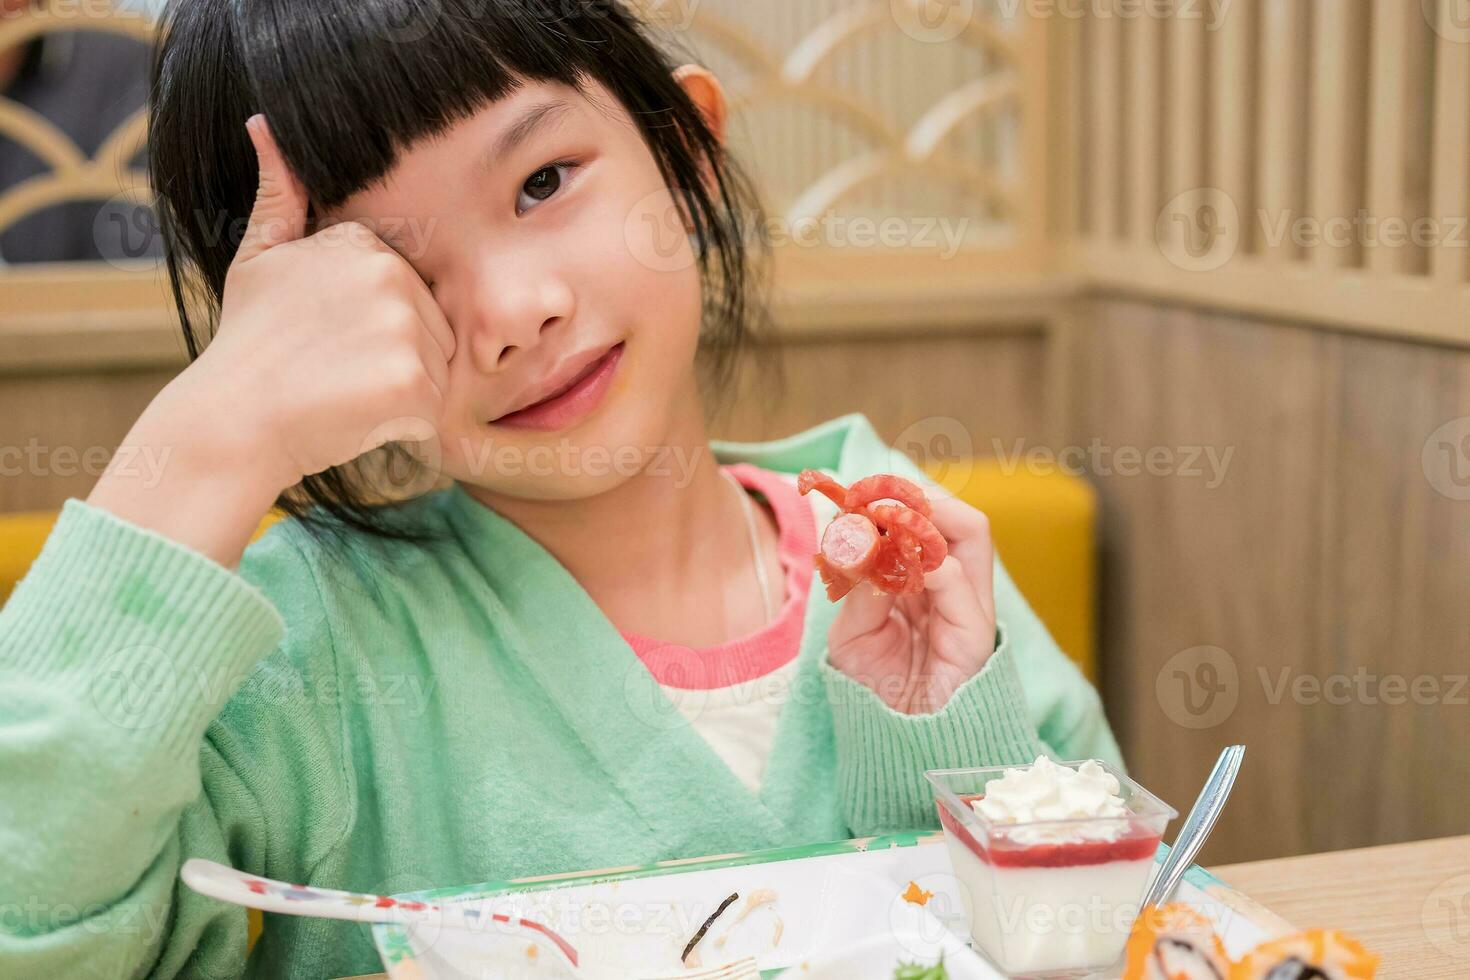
[943,834,1155,975]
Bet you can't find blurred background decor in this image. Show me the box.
[1,0,1466,867]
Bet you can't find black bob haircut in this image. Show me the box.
[147,0,774,546]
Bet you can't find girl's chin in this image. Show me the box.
[455,468,640,503]
[445,428,674,502]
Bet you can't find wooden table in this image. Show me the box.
[1211,834,1470,979]
[342,835,1470,979]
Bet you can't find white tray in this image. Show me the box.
[369,832,1281,980]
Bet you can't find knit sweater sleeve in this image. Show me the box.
[0,500,351,978]
[822,555,1123,836]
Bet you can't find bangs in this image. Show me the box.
[229,0,613,209]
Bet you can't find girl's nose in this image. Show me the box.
[462,261,576,375]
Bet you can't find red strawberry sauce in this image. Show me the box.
[937,793,1161,868]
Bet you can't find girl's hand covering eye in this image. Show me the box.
[825,493,998,715]
[169,114,458,493]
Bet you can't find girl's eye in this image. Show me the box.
[516,161,577,214]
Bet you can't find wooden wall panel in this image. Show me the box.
[1070,297,1470,865]
[1309,337,1470,852]
[0,368,172,512]
[715,330,1048,450]
[1069,298,1331,865]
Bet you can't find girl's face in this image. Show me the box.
[320,73,720,501]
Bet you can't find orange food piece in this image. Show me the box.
[1123,903,1379,980]
[1229,930,1379,980]
[1122,903,1230,980]
[901,881,934,906]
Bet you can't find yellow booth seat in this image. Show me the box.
[0,463,1096,954]
[924,457,1098,683]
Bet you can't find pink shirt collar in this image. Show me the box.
[620,462,816,690]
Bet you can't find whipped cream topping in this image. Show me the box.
[970,755,1129,843]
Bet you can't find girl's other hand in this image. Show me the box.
[87,116,455,568]
[825,494,998,715]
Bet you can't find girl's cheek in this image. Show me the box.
[605,181,702,285]
[554,195,689,337]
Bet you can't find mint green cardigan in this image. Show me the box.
[0,414,1120,979]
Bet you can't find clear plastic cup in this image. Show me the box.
[926,761,1177,977]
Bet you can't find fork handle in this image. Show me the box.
[1142,745,1245,909]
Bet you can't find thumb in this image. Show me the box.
[828,583,897,653]
[236,114,309,263]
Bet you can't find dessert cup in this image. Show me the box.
[927,761,1177,977]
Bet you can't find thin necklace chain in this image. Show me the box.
[721,467,777,625]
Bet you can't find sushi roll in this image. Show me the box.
[1123,903,1231,980]
[1230,930,1379,979]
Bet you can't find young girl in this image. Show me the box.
[0,1,1121,976]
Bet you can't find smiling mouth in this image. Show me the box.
[489,342,625,432]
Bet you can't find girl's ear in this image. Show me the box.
[671,65,728,233]
[672,64,728,145]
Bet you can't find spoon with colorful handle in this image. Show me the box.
[181,858,761,979]
[180,857,580,967]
